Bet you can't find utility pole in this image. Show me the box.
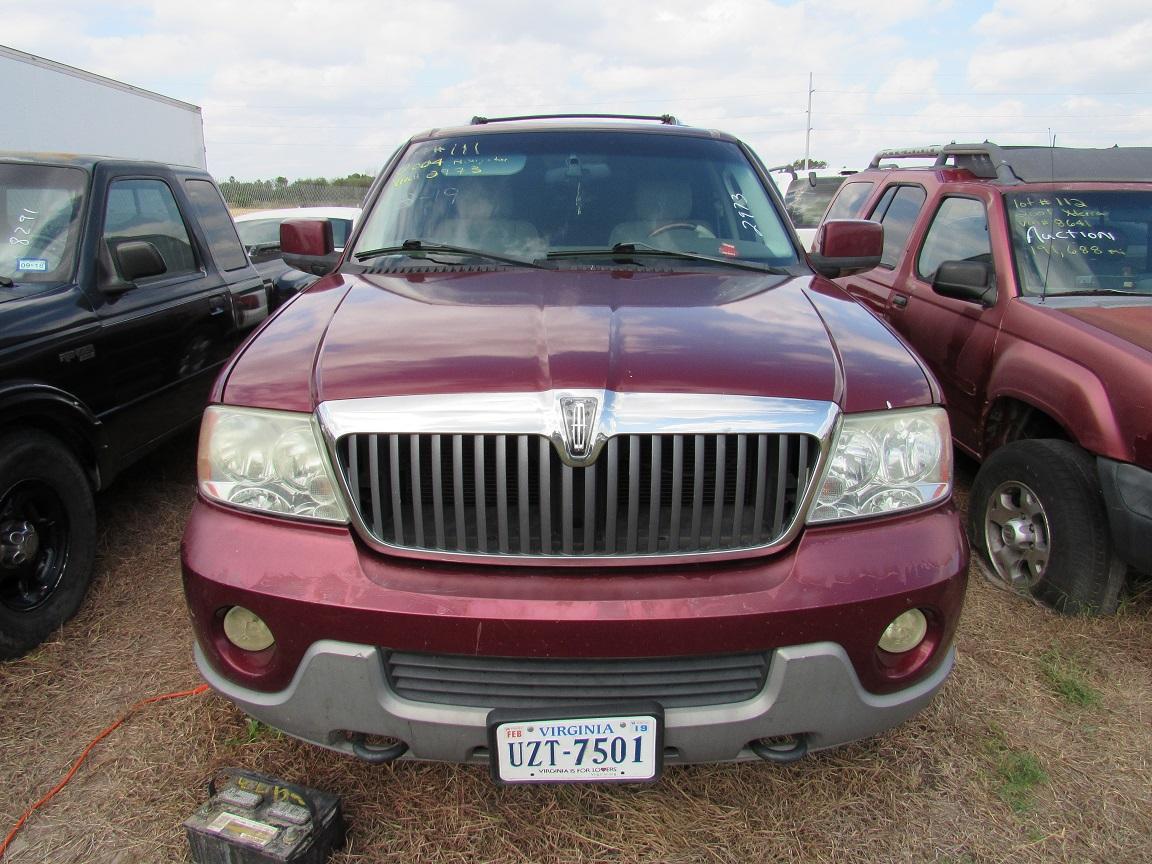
[804,72,813,173]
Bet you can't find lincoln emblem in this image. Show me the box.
[559,397,598,458]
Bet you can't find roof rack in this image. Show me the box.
[868,147,942,168]
[869,142,1152,184]
[470,113,680,126]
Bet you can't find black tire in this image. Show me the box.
[969,439,1125,615]
[0,430,97,659]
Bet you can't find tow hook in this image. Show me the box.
[750,734,809,764]
[349,733,409,763]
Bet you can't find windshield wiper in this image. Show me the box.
[546,242,788,274]
[1047,288,1148,297]
[354,239,544,269]
[0,275,13,288]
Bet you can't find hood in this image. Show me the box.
[220,267,933,414]
[1053,302,1152,354]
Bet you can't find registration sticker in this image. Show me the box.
[489,705,663,784]
[17,258,48,272]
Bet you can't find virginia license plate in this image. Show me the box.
[488,707,663,784]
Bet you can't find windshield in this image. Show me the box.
[353,131,799,268]
[1007,190,1152,296]
[1,164,87,287]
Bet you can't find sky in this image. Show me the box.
[4,0,1152,182]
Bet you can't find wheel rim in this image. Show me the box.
[983,479,1050,589]
[0,479,70,612]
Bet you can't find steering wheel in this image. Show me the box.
[648,222,715,238]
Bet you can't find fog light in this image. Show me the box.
[878,609,928,654]
[222,606,275,652]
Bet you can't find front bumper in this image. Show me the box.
[182,498,967,762]
[194,638,956,764]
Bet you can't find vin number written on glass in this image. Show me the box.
[492,713,660,783]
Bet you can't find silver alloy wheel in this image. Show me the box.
[983,480,1050,589]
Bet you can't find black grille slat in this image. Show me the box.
[647,439,662,553]
[517,436,530,555]
[340,432,818,557]
[431,436,445,548]
[386,650,771,709]
[452,435,466,548]
[669,436,684,552]
[538,438,552,555]
[368,434,383,538]
[752,435,767,544]
[496,435,509,552]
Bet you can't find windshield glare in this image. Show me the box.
[1007,190,1152,296]
[1,164,87,286]
[354,131,799,267]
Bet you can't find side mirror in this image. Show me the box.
[280,219,338,277]
[808,219,883,277]
[933,260,996,306]
[102,240,167,293]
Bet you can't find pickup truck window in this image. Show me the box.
[354,131,799,267]
[0,163,86,286]
[916,197,991,281]
[1007,190,1152,296]
[184,179,250,272]
[104,178,197,279]
[869,185,927,269]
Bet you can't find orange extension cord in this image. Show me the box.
[0,683,209,860]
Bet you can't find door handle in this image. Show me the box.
[892,294,909,309]
[209,295,227,316]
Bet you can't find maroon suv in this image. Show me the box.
[181,116,967,783]
[819,142,1152,615]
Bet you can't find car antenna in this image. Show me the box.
[1041,131,1056,302]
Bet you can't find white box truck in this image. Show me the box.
[0,44,206,169]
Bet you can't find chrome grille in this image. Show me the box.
[385,650,771,708]
[336,432,818,557]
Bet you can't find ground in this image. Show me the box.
[1,432,1150,863]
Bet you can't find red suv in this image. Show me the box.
[181,116,967,783]
[817,142,1152,615]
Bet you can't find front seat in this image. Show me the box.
[434,182,543,257]
[609,179,715,246]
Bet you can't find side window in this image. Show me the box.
[916,197,991,281]
[104,178,197,279]
[184,179,250,271]
[868,185,927,268]
[824,180,875,221]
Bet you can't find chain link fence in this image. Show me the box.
[221,181,372,214]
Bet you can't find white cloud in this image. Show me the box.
[3,0,1151,179]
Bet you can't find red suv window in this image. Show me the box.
[869,185,927,268]
[824,180,875,221]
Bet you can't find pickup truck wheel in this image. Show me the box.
[970,439,1125,615]
[0,432,97,659]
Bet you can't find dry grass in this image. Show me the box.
[2,443,1150,863]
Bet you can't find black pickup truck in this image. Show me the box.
[1,152,268,659]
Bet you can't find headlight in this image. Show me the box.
[808,407,950,523]
[198,406,348,523]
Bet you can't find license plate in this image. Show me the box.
[488,705,663,784]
